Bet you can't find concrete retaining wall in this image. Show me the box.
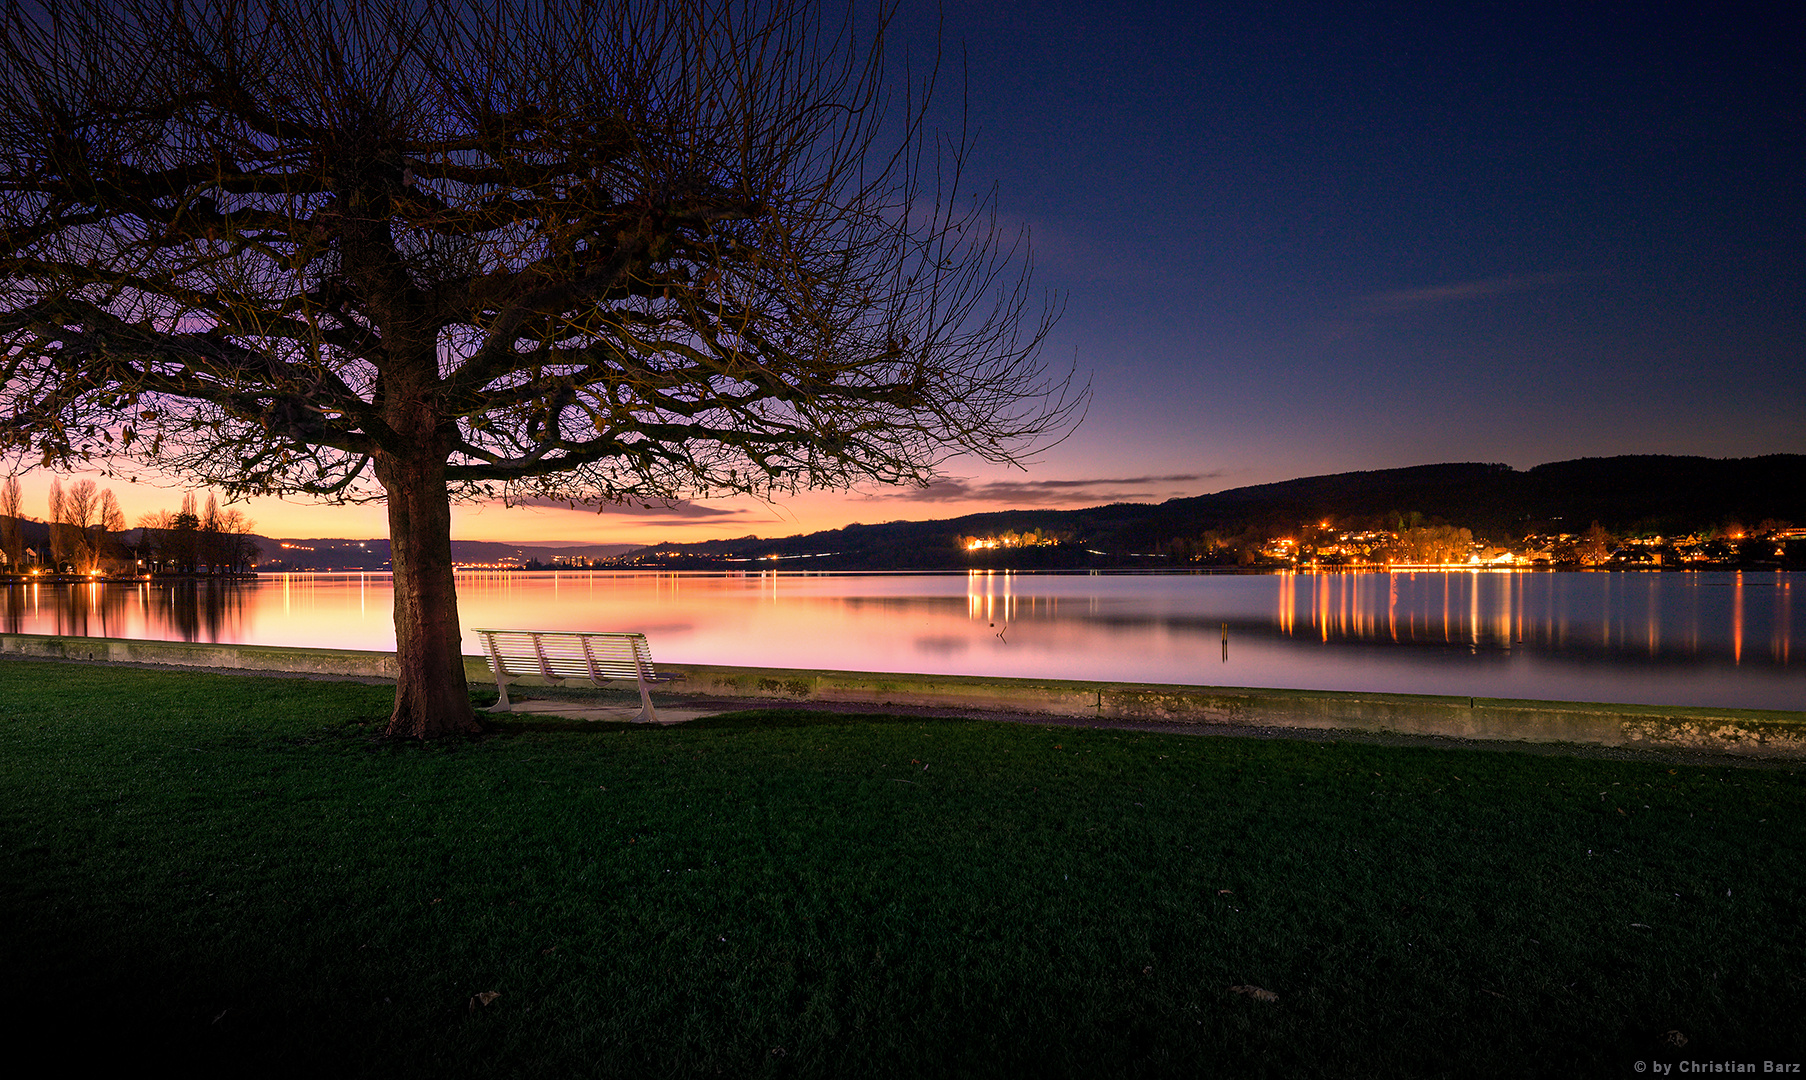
[4,631,1802,758]
[657,662,1806,759]
[0,632,400,679]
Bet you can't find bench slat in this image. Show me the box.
[474,629,678,723]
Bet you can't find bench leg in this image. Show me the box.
[481,634,515,713]
[633,677,659,724]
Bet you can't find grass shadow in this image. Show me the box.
[6,661,1805,1077]
[676,707,993,732]
[480,707,981,737]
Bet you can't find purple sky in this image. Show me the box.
[31,1,1804,543]
[866,0,1803,505]
[505,0,1803,544]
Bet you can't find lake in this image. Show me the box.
[3,570,1798,711]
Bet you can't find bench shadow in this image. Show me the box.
[483,706,976,735]
[683,708,956,730]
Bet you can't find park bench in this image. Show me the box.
[473,629,681,723]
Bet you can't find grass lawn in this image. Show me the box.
[2,659,1803,1078]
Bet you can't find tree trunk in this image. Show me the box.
[377,450,481,738]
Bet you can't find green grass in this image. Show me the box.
[2,659,1803,1078]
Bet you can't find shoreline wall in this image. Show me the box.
[2,631,1801,759]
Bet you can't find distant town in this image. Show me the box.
[602,520,1806,573]
[538,455,1806,573]
[2,454,1803,579]
[968,521,1805,570]
[6,510,1799,581]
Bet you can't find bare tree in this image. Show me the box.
[1390,525,1475,566]
[46,479,68,570]
[198,492,223,574]
[98,487,125,568]
[50,477,124,573]
[59,479,98,572]
[0,474,21,570]
[135,509,172,571]
[218,507,259,574]
[57,479,95,572]
[0,0,1079,736]
[166,493,201,573]
[1578,522,1615,566]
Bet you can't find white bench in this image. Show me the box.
[473,629,681,723]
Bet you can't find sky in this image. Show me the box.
[16,1,1803,544]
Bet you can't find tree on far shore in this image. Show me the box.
[47,477,124,573]
[0,475,21,569]
[1391,524,1474,565]
[1577,522,1615,566]
[0,0,1078,737]
[134,491,254,574]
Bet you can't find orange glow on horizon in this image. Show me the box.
[4,467,1089,546]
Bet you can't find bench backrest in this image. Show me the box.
[475,629,655,684]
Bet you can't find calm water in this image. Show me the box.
[3,570,1799,711]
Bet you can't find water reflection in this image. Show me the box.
[1268,570,1794,668]
[0,569,1798,710]
[2,578,249,642]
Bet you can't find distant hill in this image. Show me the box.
[253,538,640,570]
[6,454,1797,574]
[616,454,1806,569]
[1111,455,1806,549]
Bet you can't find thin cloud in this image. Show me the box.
[1317,271,1580,344]
[499,496,756,520]
[1360,272,1575,314]
[624,516,775,529]
[887,473,1220,506]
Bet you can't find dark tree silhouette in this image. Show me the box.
[0,0,1078,736]
[0,474,22,571]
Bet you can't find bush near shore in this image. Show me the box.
[2,660,1802,1078]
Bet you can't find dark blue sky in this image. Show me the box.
[57,1,1804,542]
[856,0,1805,513]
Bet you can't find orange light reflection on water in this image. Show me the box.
[1734,571,1743,664]
[0,569,1795,710]
[1242,569,1784,672]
